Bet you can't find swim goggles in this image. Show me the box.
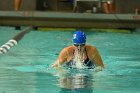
[74,44,85,47]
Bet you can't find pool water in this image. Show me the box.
[0,26,140,93]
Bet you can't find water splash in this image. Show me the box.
[73,48,86,69]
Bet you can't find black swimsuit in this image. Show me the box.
[65,48,95,69]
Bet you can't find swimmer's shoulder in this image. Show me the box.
[61,46,74,52]
[85,44,96,50]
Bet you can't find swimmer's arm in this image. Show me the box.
[91,48,104,69]
[51,48,67,71]
[51,63,63,72]
[51,59,65,72]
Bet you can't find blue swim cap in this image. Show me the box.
[72,30,86,44]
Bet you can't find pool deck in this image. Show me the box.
[0,11,140,29]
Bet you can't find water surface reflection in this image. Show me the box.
[58,69,94,93]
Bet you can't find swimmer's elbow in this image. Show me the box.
[101,64,105,68]
[95,66,104,72]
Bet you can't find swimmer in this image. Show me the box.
[51,30,104,71]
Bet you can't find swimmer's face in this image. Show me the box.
[74,44,85,51]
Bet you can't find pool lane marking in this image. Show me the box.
[0,26,33,54]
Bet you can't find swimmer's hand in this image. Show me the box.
[95,66,103,72]
[51,65,67,77]
[51,64,64,72]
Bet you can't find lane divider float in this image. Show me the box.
[0,26,33,54]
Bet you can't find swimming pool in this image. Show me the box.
[0,26,140,93]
